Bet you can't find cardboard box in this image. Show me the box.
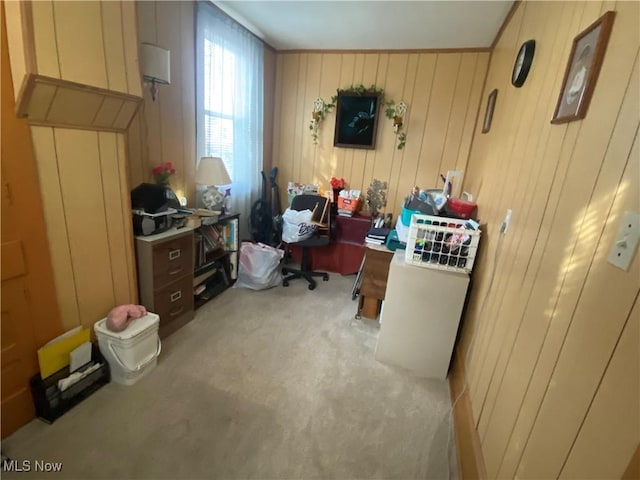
[337,197,361,213]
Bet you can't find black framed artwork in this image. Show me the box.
[333,92,381,149]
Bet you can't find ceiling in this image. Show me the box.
[214,1,514,51]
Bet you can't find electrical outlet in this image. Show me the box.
[607,211,640,271]
[501,209,513,234]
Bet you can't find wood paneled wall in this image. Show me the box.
[459,1,639,478]
[127,1,197,204]
[272,50,490,214]
[5,1,140,330]
[31,128,137,330]
[5,0,141,101]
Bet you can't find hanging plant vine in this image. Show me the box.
[309,84,408,149]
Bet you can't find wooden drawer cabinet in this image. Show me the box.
[153,274,193,327]
[135,228,195,338]
[152,234,192,288]
[357,246,394,320]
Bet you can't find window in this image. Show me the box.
[196,3,264,237]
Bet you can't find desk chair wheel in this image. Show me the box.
[322,274,329,281]
[283,280,289,287]
[308,283,316,291]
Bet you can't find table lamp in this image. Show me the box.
[196,156,231,212]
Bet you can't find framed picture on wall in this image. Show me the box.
[333,92,381,149]
[551,11,616,124]
[482,89,498,134]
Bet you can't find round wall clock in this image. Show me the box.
[512,39,536,88]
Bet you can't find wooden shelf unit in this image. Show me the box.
[192,213,239,308]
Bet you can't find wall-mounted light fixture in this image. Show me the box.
[140,43,171,102]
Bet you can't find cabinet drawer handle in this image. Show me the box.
[170,290,182,302]
[168,267,183,276]
[169,249,181,260]
[169,306,184,317]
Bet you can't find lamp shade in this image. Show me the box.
[140,43,171,85]
[196,156,231,186]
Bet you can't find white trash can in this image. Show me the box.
[94,312,161,385]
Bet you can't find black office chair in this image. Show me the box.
[282,194,330,290]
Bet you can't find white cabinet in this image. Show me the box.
[375,251,469,379]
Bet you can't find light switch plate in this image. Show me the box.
[607,211,640,271]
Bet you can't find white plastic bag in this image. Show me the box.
[281,208,317,243]
[235,242,284,290]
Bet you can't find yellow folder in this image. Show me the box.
[37,327,91,379]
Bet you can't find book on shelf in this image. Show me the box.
[227,218,239,278]
[229,251,238,280]
[194,267,217,287]
[193,215,239,285]
[194,232,220,268]
[200,225,224,251]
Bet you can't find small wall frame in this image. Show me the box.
[551,11,616,124]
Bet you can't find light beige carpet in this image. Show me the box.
[3,274,457,479]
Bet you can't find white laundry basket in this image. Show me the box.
[94,312,161,385]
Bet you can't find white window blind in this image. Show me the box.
[203,40,235,176]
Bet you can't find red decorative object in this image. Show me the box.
[330,176,346,190]
[153,162,176,185]
[330,177,346,203]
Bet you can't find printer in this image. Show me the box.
[130,183,181,236]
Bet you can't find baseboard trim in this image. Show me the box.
[449,349,487,480]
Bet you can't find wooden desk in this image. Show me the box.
[357,245,394,320]
[289,213,371,275]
